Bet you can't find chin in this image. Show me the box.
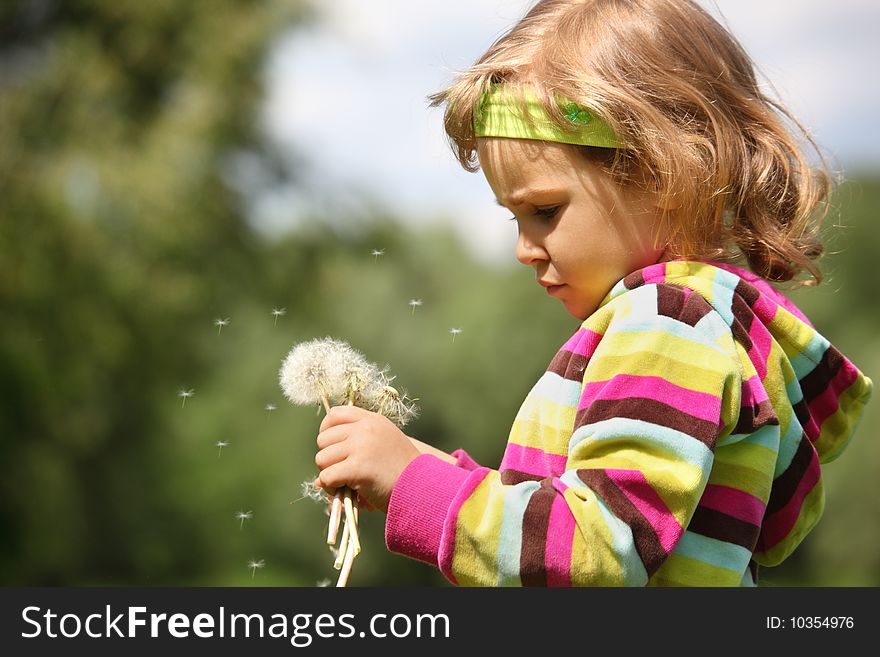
[562,300,591,321]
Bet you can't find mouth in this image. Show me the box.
[539,280,565,296]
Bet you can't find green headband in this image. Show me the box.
[474,85,621,149]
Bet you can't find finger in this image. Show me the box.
[316,461,356,491]
[316,424,351,450]
[315,441,350,471]
[319,404,371,432]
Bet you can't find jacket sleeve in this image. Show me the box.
[385,285,742,585]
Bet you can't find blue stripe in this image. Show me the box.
[494,480,540,586]
[569,417,714,471]
[673,530,751,573]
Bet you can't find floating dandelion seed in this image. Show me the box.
[408,299,423,315]
[247,559,265,579]
[214,317,230,335]
[371,248,385,262]
[178,388,195,408]
[449,328,463,343]
[235,510,253,530]
[316,578,331,588]
[271,308,287,327]
[215,440,229,457]
[264,403,276,416]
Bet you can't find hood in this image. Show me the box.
[606,260,873,566]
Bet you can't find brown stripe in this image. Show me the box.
[765,434,813,515]
[519,479,555,587]
[500,469,544,486]
[731,292,755,333]
[800,346,844,404]
[733,399,779,435]
[729,294,754,353]
[792,399,810,427]
[577,469,667,576]
[547,350,589,382]
[678,289,715,327]
[623,269,645,290]
[688,506,761,551]
[734,279,761,307]
[656,284,685,321]
[575,397,719,448]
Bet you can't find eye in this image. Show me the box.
[535,206,560,220]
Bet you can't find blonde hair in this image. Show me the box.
[431,0,831,284]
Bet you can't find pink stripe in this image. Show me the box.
[640,262,668,285]
[747,321,772,380]
[806,360,860,439]
[437,468,491,585]
[500,443,567,478]
[756,456,821,551]
[561,327,604,358]
[751,292,780,327]
[699,484,766,526]
[606,469,683,553]
[545,480,574,587]
[579,374,721,423]
[741,375,770,407]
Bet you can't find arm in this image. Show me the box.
[408,437,457,465]
[385,285,742,585]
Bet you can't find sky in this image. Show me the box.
[260,0,880,264]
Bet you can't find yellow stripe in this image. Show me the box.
[564,488,629,585]
[587,353,731,396]
[451,471,505,586]
[815,376,872,462]
[509,419,571,456]
[571,449,705,526]
[649,552,743,586]
[707,458,772,501]
[514,395,577,435]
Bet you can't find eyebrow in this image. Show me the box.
[494,188,563,207]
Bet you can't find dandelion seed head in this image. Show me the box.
[178,388,195,399]
[300,479,329,505]
[265,403,276,412]
[235,510,253,521]
[215,440,230,449]
[271,308,287,317]
[371,249,385,257]
[408,299,423,307]
[361,368,419,427]
[449,328,463,336]
[279,338,379,407]
[214,318,230,328]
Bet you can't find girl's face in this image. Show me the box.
[477,137,669,320]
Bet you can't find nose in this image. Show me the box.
[515,227,548,266]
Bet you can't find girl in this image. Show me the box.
[313,0,872,586]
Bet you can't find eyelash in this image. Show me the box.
[507,206,561,222]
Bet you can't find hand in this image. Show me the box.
[314,405,421,512]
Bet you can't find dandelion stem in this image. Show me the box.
[342,488,360,556]
[336,500,359,587]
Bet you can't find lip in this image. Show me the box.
[539,280,565,296]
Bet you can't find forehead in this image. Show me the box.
[477,137,593,199]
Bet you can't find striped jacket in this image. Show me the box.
[385,261,872,586]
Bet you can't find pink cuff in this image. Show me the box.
[451,448,482,471]
[385,454,471,566]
